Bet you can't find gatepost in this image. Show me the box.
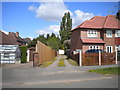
[99,50,101,65]
[76,49,82,66]
[116,49,118,64]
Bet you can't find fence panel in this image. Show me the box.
[33,41,57,66]
[101,52,115,65]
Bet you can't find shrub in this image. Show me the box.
[67,59,78,66]
[20,46,27,63]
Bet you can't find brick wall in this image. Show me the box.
[115,38,120,45]
[103,30,115,52]
[71,29,82,50]
[81,29,101,38]
[82,44,104,53]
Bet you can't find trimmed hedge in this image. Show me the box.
[20,46,27,63]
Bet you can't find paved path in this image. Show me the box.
[1,55,119,88]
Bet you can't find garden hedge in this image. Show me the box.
[20,46,27,63]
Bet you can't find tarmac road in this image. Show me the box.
[1,55,119,88]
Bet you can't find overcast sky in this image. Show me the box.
[2,1,119,39]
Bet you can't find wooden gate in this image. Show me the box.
[82,53,99,66]
[82,52,115,66]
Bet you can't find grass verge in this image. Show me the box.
[40,57,57,68]
[89,67,120,75]
[58,58,65,67]
[67,59,78,66]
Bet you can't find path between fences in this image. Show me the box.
[38,55,118,76]
[39,55,84,75]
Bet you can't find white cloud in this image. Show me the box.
[72,10,95,27]
[28,2,71,22]
[28,5,37,11]
[35,25,60,36]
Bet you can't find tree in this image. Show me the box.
[51,33,56,37]
[116,10,120,20]
[36,35,47,45]
[59,12,72,44]
[47,34,50,39]
[27,39,37,48]
[47,36,62,50]
[27,33,62,51]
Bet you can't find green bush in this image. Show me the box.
[67,59,78,66]
[20,46,27,63]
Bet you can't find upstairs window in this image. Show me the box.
[115,30,120,37]
[87,30,97,37]
[106,30,112,38]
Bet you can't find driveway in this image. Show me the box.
[1,55,119,88]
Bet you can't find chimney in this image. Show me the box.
[16,32,19,37]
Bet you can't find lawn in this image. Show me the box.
[89,67,120,75]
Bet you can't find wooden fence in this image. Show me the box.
[101,52,115,65]
[71,51,116,66]
[33,41,57,66]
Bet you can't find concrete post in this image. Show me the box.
[116,50,118,64]
[99,51,101,65]
[79,50,82,66]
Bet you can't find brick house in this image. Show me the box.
[0,31,30,46]
[71,15,120,53]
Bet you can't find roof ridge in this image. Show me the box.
[102,16,107,28]
[103,15,116,28]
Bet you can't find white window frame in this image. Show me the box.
[115,30,120,37]
[89,46,99,50]
[115,45,120,51]
[106,46,113,53]
[87,30,97,37]
[106,30,112,38]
